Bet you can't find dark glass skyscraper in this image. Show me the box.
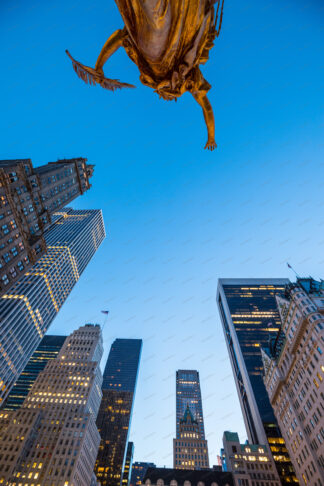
[102,339,143,392]
[0,208,105,404]
[216,278,298,485]
[122,442,134,486]
[176,370,205,440]
[3,334,66,411]
[95,339,142,486]
[130,463,156,486]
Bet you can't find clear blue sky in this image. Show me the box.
[1,0,324,468]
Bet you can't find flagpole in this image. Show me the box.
[101,311,109,331]
[287,263,300,278]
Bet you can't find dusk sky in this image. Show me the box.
[1,0,324,468]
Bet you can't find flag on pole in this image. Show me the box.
[101,310,109,315]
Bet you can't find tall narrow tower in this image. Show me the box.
[216,278,297,485]
[176,370,205,440]
[0,208,105,404]
[173,404,209,470]
[0,324,103,486]
[95,338,142,486]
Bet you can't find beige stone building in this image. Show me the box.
[0,324,103,485]
[173,405,209,470]
[222,431,281,486]
[262,278,324,486]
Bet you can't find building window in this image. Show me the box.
[3,252,10,263]
[9,267,17,278]
[11,247,18,257]
[9,172,18,182]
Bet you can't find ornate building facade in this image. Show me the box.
[174,405,209,470]
[0,158,93,294]
[263,278,324,486]
[142,467,234,486]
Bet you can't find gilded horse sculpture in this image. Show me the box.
[66,0,224,150]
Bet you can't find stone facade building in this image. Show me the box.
[262,277,324,486]
[0,157,93,294]
[0,324,103,485]
[222,431,281,486]
[142,466,234,486]
[174,405,209,470]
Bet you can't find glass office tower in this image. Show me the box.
[0,208,105,404]
[130,463,156,486]
[3,334,66,411]
[122,442,134,486]
[95,339,142,486]
[176,370,205,440]
[216,278,298,485]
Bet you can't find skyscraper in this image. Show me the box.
[176,370,205,440]
[0,208,105,404]
[173,405,209,470]
[0,157,93,294]
[130,462,156,486]
[95,338,142,486]
[262,278,324,485]
[0,324,103,485]
[3,334,66,411]
[122,442,135,486]
[216,278,298,485]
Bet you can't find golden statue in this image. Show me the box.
[66,0,224,150]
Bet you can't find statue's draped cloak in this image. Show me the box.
[116,0,216,98]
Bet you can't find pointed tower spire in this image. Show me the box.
[275,295,290,325]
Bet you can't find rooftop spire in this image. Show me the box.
[181,404,197,424]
